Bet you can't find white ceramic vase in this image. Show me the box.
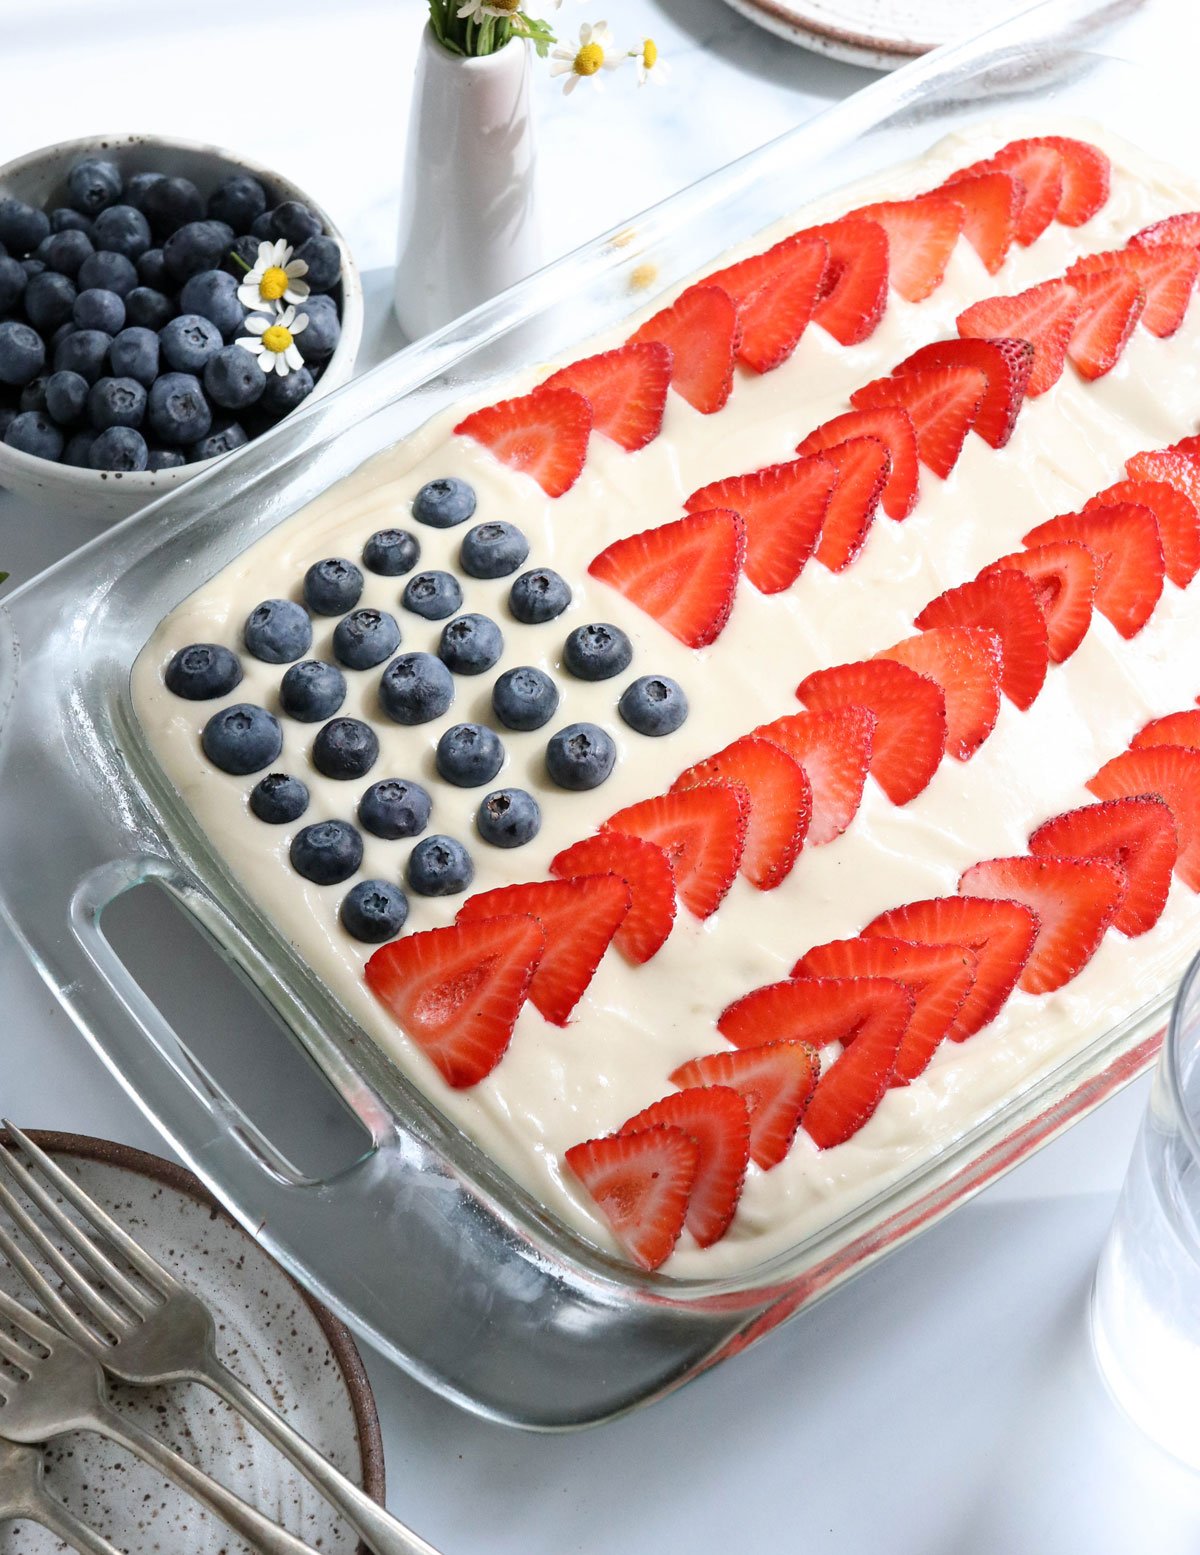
[394,25,542,340]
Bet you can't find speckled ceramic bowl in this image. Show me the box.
[0,134,363,522]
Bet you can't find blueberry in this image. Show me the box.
[243,597,312,663]
[124,172,163,215]
[78,249,138,298]
[24,270,76,332]
[0,408,16,441]
[147,371,211,444]
[378,652,454,725]
[491,665,558,731]
[19,377,48,414]
[0,198,49,253]
[303,557,363,616]
[109,326,160,387]
[73,287,124,334]
[44,370,88,425]
[332,608,401,670]
[340,879,408,943]
[411,475,475,529]
[545,723,617,791]
[312,716,379,780]
[223,232,262,279]
[436,722,505,788]
[294,291,339,362]
[619,675,689,737]
[250,212,274,241]
[402,570,462,621]
[189,421,247,460]
[20,258,46,279]
[278,658,345,722]
[0,321,45,387]
[207,173,268,233]
[88,425,148,471]
[50,208,93,236]
[42,228,94,279]
[290,820,363,886]
[406,835,474,897]
[201,701,282,775]
[67,159,122,216]
[54,329,111,383]
[90,204,150,261]
[143,176,204,239]
[509,567,571,625]
[124,285,173,332]
[358,778,432,840]
[476,787,541,849]
[160,312,222,374]
[202,344,263,411]
[363,527,419,577]
[459,521,529,580]
[164,641,243,700]
[438,612,503,675]
[63,431,94,467]
[249,771,309,825]
[50,320,77,350]
[146,446,185,470]
[0,256,26,312]
[136,247,168,289]
[88,375,146,430]
[163,220,234,283]
[5,411,63,462]
[563,622,633,682]
[180,269,244,340]
[293,234,341,293]
[260,364,313,419]
[270,201,322,247]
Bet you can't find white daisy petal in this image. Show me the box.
[284,344,303,370]
[290,312,309,335]
[283,282,310,304]
[244,315,270,336]
[563,73,578,94]
[255,241,275,267]
[285,259,308,278]
[236,282,262,308]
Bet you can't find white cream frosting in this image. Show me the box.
[133,119,1200,1278]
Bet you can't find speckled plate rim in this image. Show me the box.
[717,0,979,67]
[3,1128,387,1547]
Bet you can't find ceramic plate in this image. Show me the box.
[0,1131,384,1555]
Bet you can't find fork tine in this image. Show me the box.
[0,1281,65,1350]
[0,1318,35,1370]
[0,1178,133,1338]
[0,1220,108,1353]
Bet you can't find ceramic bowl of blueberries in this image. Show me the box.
[0,133,363,519]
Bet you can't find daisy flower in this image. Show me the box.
[238,306,308,376]
[237,240,310,311]
[456,0,522,20]
[631,37,669,86]
[549,20,622,95]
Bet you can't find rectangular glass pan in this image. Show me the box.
[0,0,1181,1429]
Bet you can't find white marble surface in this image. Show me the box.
[2,2,1200,1551]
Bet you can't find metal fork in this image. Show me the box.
[0,1124,438,1555]
[0,1283,320,1555]
[0,1436,123,1555]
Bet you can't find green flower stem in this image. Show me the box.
[426,2,546,58]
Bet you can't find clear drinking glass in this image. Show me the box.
[1091,946,1200,1469]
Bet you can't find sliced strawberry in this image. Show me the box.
[1125,447,1200,511]
[1168,435,1200,461]
[936,170,1021,274]
[705,232,829,374]
[673,736,811,891]
[628,285,740,415]
[752,705,876,845]
[792,937,977,1083]
[542,341,672,453]
[851,194,964,302]
[877,626,1002,760]
[565,1126,697,1271]
[864,895,1038,1040]
[1023,502,1164,640]
[957,279,1082,398]
[953,141,1063,246]
[1093,478,1200,590]
[915,569,1049,710]
[1029,797,1179,937]
[1020,136,1110,225]
[549,832,676,964]
[1064,267,1145,380]
[1067,245,1199,339]
[670,1042,820,1171]
[851,365,987,479]
[1132,710,1200,751]
[457,876,630,1027]
[1131,212,1200,250]
[605,781,750,920]
[588,506,745,649]
[810,437,891,571]
[619,1086,751,1248]
[980,542,1099,664]
[797,407,918,521]
[685,455,836,594]
[891,337,1033,450]
[1088,745,1200,891]
[364,915,545,1088]
[796,658,946,806]
[454,386,592,498]
[803,216,890,346]
[958,855,1126,995]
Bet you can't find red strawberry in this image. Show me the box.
[796,658,947,806]
[851,364,987,479]
[565,1126,697,1271]
[1020,136,1110,225]
[684,455,836,594]
[1029,797,1179,937]
[950,141,1063,246]
[936,170,1021,274]
[864,895,1038,1040]
[958,855,1126,995]
[891,337,1033,450]
[1131,212,1200,250]
[705,232,829,373]
[1125,448,1200,511]
[810,437,891,572]
[628,285,741,415]
[877,625,1002,760]
[1088,745,1200,891]
[454,386,592,498]
[605,781,750,920]
[1023,501,1164,640]
[619,1086,751,1247]
[457,875,630,1027]
[673,736,811,891]
[549,832,676,964]
[1064,267,1145,380]
[851,193,964,302]
[797,407,918,521]
[915,569,1049,710]
[957,279,1082,397]
[1093,478,1200,590]
[670,1042,819,1171]
[751,705,876,845]
[792,936,978,1083]
[1067,245,1199,339]
[803,216,890,346]
[364,915,545,1088]
[1168,435,1200,462]
[1132,710,1200,752]
[588,506,745,649]
[542,341,672,453]
[980,542,1099,664]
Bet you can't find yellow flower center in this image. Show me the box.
[573,41,604,76]
[642,38,658,68]
[259,266,290,301]
[492,0,520,10]
[261,324,293,354]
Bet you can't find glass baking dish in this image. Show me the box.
[0,0,1186,1430]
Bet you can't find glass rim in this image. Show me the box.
[1166,943,1200,1166]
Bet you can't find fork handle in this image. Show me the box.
[28,1491,126,1555]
